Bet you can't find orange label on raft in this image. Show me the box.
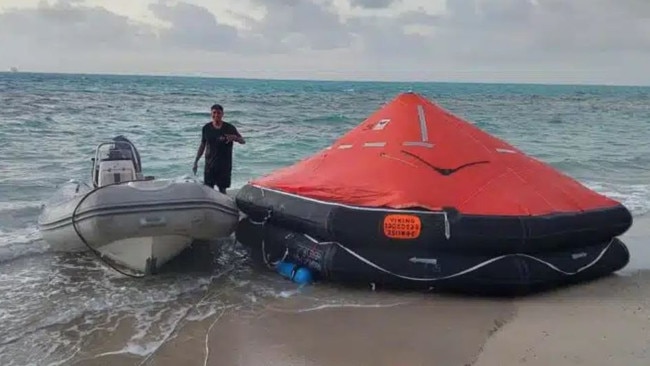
[383,214,421,239]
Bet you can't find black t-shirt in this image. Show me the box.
[202,121,240,170]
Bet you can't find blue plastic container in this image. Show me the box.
[276,261,313,285]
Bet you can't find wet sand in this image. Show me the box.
[72,272,650,366]
[66,216,650,366]
[474,272,650,366]
[197,293,515,366]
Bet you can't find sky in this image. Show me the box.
[1,0,649,85]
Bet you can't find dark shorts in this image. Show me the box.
[204,165,231,190]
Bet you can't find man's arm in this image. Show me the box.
[227,126,245,144]
[193,130,206,174]
[194,141,206,163]
[231,134,245,144]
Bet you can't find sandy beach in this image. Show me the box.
[71,272,650,366]
[59,215,650,366]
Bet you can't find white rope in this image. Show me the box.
[251,214,286,269]
[247,211,616,283]
[301,234,616,282]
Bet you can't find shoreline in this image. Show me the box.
[72,270,650,366]
[619,213,650,273]
[49,214,650,365]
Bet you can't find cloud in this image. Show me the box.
[1,0,649,85]
[148,1,241,51]
[341,16,429,68]
[147,0,351,54]
[529,0,650,54]
[0,0,155,51]
[350,0,399,9]
[245,0,352,51]
[447,0,650,54]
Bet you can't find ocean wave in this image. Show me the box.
[541,150,650,175]
[0,200,43,212]
[181,111,209,118]
[0,257,218,366]
[302,114,352,123]
[0,226,48,263]
[0,201,43,232]
[584,181,650,216]
[0,239,294,366]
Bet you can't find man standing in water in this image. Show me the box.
[193,104,245,194]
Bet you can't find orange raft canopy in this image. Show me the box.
[235,92,633,294]
[252,92,622,216]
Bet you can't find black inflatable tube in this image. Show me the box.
[236,184,633,255]
[235,216,630,296]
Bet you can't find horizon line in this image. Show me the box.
[2,69,649,88]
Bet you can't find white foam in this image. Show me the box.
[0,226,48,262]
[0,200,43,212]
[278,289,301,298]
[186,306,219,322]
[0,235,412,365]
[0,226,41,246]
[583,181,650,216]
[280,301,412,313]
[93,302,237,360]
[614,270,639,277]
[0,261,224,363]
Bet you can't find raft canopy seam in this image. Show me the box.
[363,142,386,147]
[251,185,449,215]
[496,148,517,154]
[402,104,434,148]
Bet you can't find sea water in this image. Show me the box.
[1,72,650,365]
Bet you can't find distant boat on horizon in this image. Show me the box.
[10,67,18,73]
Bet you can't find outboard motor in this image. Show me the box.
[112,135,142,173]
[93,136,142,187]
